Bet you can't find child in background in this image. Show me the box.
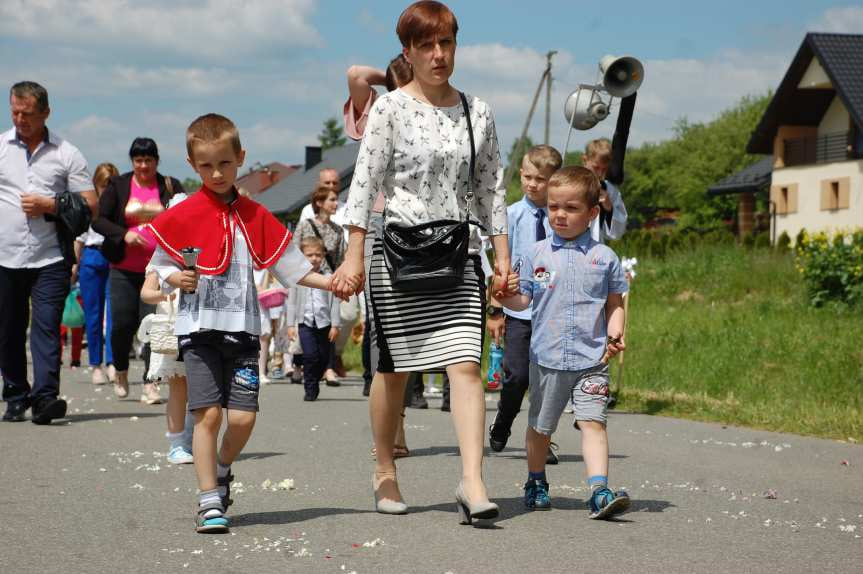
[582,138,628,243]
[147,113,337,533]
[60,287,85,368]
[254,268,284,384]
[487,145,561,464]
[140,271,194,464]
[141,190,194,463]
[286,236,341,402]
[498,165,630,519]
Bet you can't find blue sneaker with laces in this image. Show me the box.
[588,487,630,519]
[523,478,551,511]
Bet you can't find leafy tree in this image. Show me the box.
[182,178,201,193]
[318,117,347,150]
[620,93,771,230]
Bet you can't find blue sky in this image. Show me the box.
[2,1,861,181]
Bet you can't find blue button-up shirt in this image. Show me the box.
[505,196,552,320]
[519,229,628,371]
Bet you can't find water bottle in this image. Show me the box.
[486,343,504,391]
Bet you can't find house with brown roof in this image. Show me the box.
[745,32,863,240]
[236,161,299,196]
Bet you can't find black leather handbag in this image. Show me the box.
[382,92,480,292]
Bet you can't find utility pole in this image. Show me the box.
[504,50,557,185]
[544,51,557,145]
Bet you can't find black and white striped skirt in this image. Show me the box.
[366,237,486,373]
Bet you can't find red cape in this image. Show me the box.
[148,186,292,275]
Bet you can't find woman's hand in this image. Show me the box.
[287,326,297,341]
[332,253,364,300]
[124,230,147,247]
[492,256,518,298]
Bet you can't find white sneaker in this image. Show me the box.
[260,374,271,385]
[167,445,194,465]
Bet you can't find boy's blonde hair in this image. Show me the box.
[524,144,562,174]
[300,236,325,254]
[186,113,242,159]
[548,166,601,207]
[584,138,612,163]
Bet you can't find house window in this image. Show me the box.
[820,177,850,211]
[771,183,797,214]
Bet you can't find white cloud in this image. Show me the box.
[811,6,863,34]
[0,0,322,58]
[451,42,787,157]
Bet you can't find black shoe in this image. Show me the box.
[303,394,316,402]
[488,415,511,452]
[31,397,67,425]
[2,400,30,422]
[408,395,428,409]
[362,380,371,397]
[440,398,450,412]
[546,442,559,465]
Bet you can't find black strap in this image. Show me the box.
[308,219,337,271]
[459,91,476,221]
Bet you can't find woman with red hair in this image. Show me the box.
[336,1,514,525]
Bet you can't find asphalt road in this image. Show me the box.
[1,358,860,574]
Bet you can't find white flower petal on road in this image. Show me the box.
[362,538,385,548]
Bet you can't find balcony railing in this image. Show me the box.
[784,131,849,166]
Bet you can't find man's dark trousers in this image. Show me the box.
[0,261,70,406]
[495,315,532,430]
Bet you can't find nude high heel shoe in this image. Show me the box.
[455,481,499,525]
[373,471,408,515]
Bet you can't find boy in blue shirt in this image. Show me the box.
[487,145,560,463]
[499,165,630,519]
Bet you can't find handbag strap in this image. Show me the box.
[308,219,337,270]
[459,91,476,222]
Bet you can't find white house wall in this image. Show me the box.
[772,160,863,240]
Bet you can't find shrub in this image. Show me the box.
[742,233,756,249]
[776,231,791,252]
[795,229,863,306]
[754,233,771,249]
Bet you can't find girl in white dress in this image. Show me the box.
[141,271,194,464]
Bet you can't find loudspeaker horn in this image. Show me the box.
[599,55,644,98]
[563,85,609,131]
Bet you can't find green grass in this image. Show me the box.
[616,243,862,442]
[341,243,863,442]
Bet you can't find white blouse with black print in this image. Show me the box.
[343,89,507,251]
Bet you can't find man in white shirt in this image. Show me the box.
[1,81,98,424]
[298,168,345,224]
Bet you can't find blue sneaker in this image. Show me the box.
[167,445,194,465]
[588,488,631,519]
[523,478,551,511]
[271,367,285,380]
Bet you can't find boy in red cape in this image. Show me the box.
[148,113,338,533]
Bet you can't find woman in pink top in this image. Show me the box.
[93,138,183,403]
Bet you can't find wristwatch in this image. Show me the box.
[486,305,503,318]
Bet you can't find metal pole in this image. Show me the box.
[544,51,556,145]
[503,67,548,185]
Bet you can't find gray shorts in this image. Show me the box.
[180,332,262,412]
[528,362,610,435]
